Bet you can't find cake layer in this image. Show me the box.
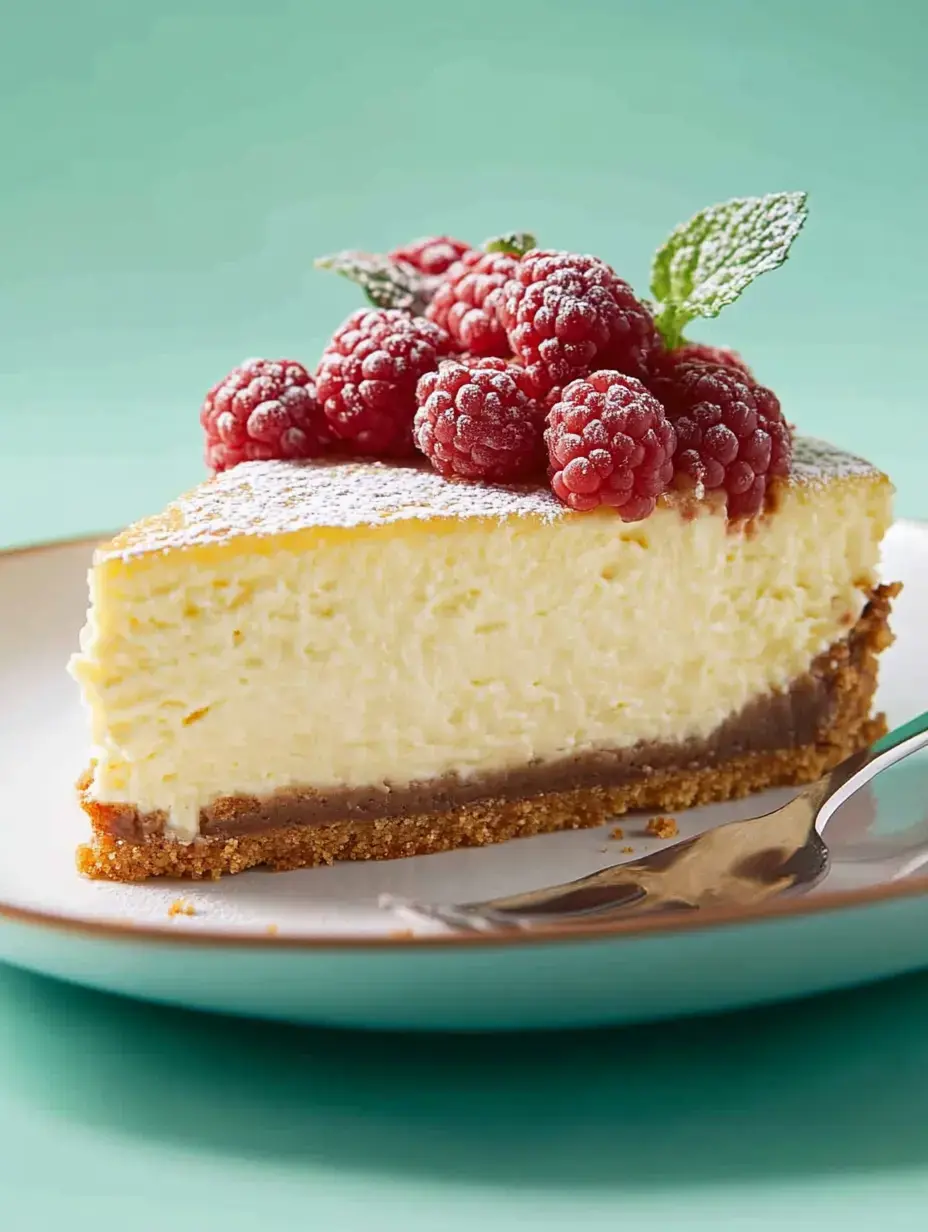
[70,438,893,842]
[76,584,897,881]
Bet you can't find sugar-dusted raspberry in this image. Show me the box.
[414,357,546,481]
[657,363,791,518]
[200,359,330,473]
[456,352,560,403]
[545,371,676,518]
[449,355,535,397]
[669,342,751,375]
[389,236,472,276]
[315,308,451,456]
[648,342,752,403]
[457,354,562,410]
[498,250,659,387]
[426,250,518,356]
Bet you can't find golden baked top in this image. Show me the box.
[99,437,886,563]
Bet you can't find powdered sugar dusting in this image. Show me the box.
[791,436,882,487]
[100,437,884,561]
[102,459,566,560]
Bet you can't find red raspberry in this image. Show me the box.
[449,355,539,398]
[389,236,471,276]
[658,363,792,519]
[648,343,752,400]
[456,354,561,410]
[498,250,659,387]
[315,309,450,456]
[669,342,751,375]
[426,250,518,356]
[414,357,546,482]
[545,371,676,519]
[200,359,330,473]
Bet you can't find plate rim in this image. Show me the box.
[3,526,927,954]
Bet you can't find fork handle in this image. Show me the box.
[815,709,928,835]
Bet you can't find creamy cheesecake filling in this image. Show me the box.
[70,445,892,843]
[81,583,896,843]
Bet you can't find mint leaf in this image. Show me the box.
[484,231,536,257]
[315,250,432,314]
[651,192,808,348]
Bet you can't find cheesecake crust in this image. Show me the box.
[76,584,899,882]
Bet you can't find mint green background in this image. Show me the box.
[2,0,927,1227]
[1,956,928,1232]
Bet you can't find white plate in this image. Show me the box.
[0,524,926,1031]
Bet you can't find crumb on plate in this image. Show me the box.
[168,898,195,918]
[646,815,679,839]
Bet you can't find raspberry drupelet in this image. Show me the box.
[200,359,330,473]
[657,362,792,519]
[315,308,451,456]
[426,250,519,356]
[389,236,472,276]
[414,357,546,482]
[545,371,676,519]
[499,250,660,388]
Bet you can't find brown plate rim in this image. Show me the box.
[1,526,927,954]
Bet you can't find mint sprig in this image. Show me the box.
[315,250,433,315]
[650,192,808,349]
[484,231,536,257]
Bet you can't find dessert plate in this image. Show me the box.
[0,523,927,1031]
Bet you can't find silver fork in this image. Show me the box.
[382,711,928,932]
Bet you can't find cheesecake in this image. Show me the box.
[71,437,896,881]
[70,196,901,883]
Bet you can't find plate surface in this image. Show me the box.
[1,524,927,1030]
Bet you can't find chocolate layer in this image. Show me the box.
[80,585,897,845]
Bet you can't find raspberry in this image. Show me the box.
[457,354,561,410]
[668,342,751,376]
[389,236,471,276]
[414,358,546,482]
[426,250,518,356]
[657,363,792,519]
[200,359,330,473]
[449,355,538,398]
[498,250,659,387]
[545,371,676,519]
[315,308,450,456]
[648,343,752,402]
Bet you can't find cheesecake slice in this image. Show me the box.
[71,437,896,881]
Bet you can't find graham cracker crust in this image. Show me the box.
[76,584,899,882]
